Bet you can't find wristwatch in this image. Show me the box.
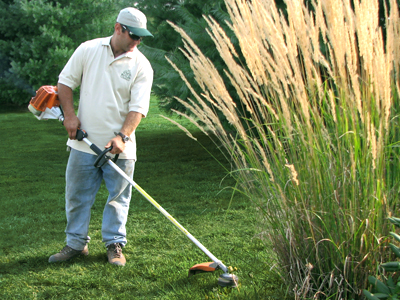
[114,131,130,143]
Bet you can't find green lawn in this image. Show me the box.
[0,97,286,299]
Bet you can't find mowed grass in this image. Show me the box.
[0,97,285,299]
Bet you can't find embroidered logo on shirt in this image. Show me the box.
[121,70,131,81]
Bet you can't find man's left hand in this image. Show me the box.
[106,136,126,154]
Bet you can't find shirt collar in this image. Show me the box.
[103,36,137,58]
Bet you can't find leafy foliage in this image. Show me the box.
[0,0,118,105]
[364,217,400,300]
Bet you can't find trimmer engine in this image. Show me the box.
[28,85,64,121]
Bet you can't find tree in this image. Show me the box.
[0,0,118,105]
[133,0,237,118]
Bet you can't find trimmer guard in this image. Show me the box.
[188,262,219,277]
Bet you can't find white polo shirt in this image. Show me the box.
[58,36,153,160]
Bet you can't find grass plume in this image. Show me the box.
[166,0,400,298]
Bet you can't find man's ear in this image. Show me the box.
[115,23,123,35]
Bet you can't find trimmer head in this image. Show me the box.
[218,273,239,288]
[188,262,239,287]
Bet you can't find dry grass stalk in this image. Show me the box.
[159,115,197,141]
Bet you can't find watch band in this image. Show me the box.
[114,131,130,143]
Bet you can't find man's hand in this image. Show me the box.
[57,83,80,139]
[106,111,143,155]
[105,136,126,154]
[63,115,81,140]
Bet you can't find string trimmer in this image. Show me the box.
[28,85,239,288]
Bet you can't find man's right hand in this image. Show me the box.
[63,115,81,140]
[57,83,80,139]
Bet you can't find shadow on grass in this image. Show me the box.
[0,103,30,114]
[0,252,108,275]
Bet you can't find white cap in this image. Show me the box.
[117,7,153,37]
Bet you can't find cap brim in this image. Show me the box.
[126,26,153,37]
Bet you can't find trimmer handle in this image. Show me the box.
[76,129,100,153]
[75,128,119,168]
[94,147,119,168]
[76,129,88,141]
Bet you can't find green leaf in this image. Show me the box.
[390,232,400,243]
[381,261,400,272]
[389,244,400,259]
[389,217,400,228]
[363,290,384,300]
[368,276,390,294]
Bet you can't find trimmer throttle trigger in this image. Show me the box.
[76,129,88,141]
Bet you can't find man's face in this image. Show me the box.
[120,25,141,52]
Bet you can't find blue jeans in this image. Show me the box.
[65,149,135,250]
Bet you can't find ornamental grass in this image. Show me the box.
[165,0,400,298]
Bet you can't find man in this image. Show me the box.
[48,7,153,266]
